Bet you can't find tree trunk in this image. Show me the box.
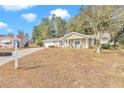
[96,42,102,53]
[96,32,102,54]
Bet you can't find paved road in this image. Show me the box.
[0,48,43,66]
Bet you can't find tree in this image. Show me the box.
[67,14,94,35]
[8,33,14,36]
[32,14,67,45]
[80,6,124,53]
[111,25,124,45]
[49,14,67,38]
[32,26,44,46]
[17,30,30,40]
[32,18,50,46]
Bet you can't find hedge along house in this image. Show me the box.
[43,32,96,48]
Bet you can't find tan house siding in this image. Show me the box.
[0,36,15,48]
[63,33,86,39]
[43,32,96,48]
[43,32,111,49]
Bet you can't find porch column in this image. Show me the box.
[72,39,75,48]
[91,38,95,46]
[70,39,72,48]
[62,40,65,48]
[80,39,82,48]
[86,38,89,48]
[67,39,69,48]
[65,39,67,48]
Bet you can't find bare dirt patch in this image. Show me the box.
[0,48,124,87]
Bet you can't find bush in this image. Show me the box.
[112,45,118,49]
[102,44,118,49]
[102,44,111,49]
[119,37,124,45]
[48,45,55,48]
[37,42,43,47]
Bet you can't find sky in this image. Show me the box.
[0,5,82,36]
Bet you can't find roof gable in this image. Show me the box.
[61,32,92,39]
[0,36,15,41]
[0,35,20,41]
[43,38,61,42]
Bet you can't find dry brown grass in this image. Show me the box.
[0,48,124,88]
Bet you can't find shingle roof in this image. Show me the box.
[61,32,95,39]
[0,35,20,41]
[43,38,61,42]
[43,32,96,43]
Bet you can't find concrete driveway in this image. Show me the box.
[0,48,43,66]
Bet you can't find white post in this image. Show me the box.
[80,39,82,48]
[68,39,69,48]
[15,38,19,69]
[86,38,89,48]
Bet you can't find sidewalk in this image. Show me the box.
[0,48,43,66]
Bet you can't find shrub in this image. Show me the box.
[112,45,118,49]
[102,44,111,49]
[119,37,124,45]
[48,45,55,48]
[37,42,43,47]
[102,44,118,49]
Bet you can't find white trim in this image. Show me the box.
[0,35,20,41]
[86,38,89,48]
[61,32,95,39]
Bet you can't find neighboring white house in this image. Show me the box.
[17,34,29,48]
[43,38,61,48]
[0,35,29,48]
[43,32,111,48]
[100,32,111,44]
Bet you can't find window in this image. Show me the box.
[2,42,10,45]
[5,42,10,45]
[75,39,80,45]
[102,37,107,40]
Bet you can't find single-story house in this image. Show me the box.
[43,38,61,48]
[43,32,111,48]
[0,35,29,48]
[100,32,111,44]
[17,34,29,48]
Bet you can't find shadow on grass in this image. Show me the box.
[18,63,60,71]
[18,65,43,70]
[101,49,120,54]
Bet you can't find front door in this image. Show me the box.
[74,39,80,48]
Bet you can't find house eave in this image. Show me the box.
[61,32,95,40]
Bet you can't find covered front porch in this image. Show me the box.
[61,38,95,48]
